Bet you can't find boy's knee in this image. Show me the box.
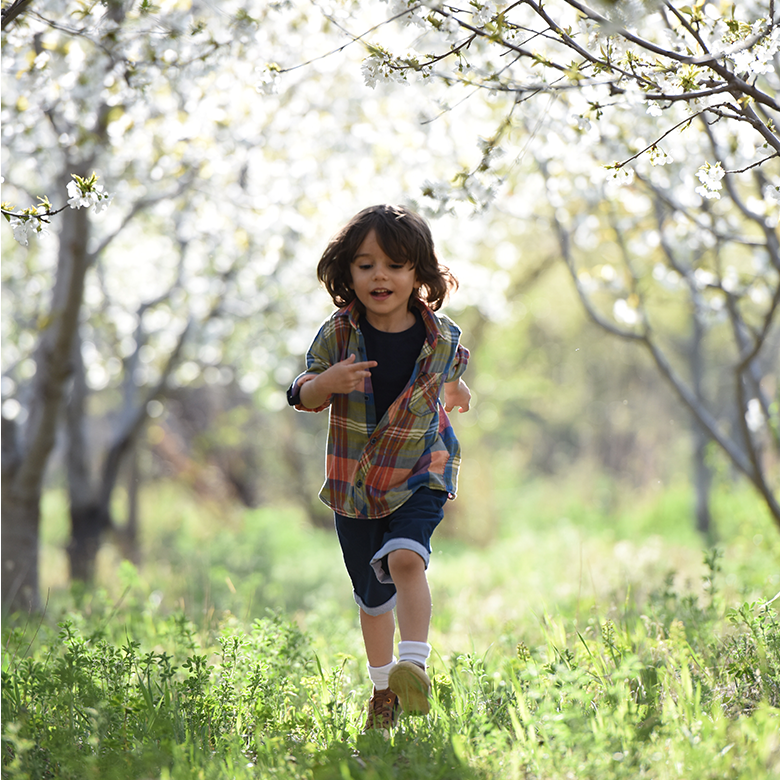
[387,548,425,578]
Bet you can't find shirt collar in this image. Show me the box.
[339,299,440,353]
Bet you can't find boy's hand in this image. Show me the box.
[318,354,377,394]
[298,354,377,408]
[443,377,471,413]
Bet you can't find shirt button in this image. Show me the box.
[356,479,363,487]
[370,438,377,445]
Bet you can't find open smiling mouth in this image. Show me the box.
[370,289,392,298]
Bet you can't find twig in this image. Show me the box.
[1,205,69,222]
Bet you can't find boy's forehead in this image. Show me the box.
[353,229,391,259]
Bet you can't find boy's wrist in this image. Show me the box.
[299,374,329,408]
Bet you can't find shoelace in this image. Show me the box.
[367,690,397,729]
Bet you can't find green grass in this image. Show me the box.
[5,478,780,779]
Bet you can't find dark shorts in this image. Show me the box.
[335,487,448,616]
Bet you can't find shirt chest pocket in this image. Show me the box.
[406,373,441,417]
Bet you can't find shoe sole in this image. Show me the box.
[389,663,431,716]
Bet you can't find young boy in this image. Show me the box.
[287,204,471,732]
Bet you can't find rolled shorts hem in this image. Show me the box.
[354,591,397,616]
[370,538,431,585]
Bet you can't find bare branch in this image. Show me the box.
[1,0,33,30]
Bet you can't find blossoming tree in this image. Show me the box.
[0,0,343,610]
[1,0,498,612]
[348,0,779,525]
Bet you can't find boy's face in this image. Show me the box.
[350,229,420,332]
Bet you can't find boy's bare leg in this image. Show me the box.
[360,608,395,667]
[387,549,431,642]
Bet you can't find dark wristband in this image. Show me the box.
[286,381,301,406]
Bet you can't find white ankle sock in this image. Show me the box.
[367,658,396,690]
[398,640,431,670]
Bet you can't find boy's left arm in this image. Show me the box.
[443,377,471,413]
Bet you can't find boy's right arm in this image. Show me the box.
[298,354,377,409]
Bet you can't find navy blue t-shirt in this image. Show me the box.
[361,309,426,424]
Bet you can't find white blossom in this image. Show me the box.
[361,54,406,88]
[472,2,495,27]
[66,180,113,212]
[386,0,426,27]
[608,166,635,185]
[730,29,779,76]
[255,66,280,95]
[9,215,47,247]
[645,102,663,116]
[441,15,461,42]
[649,146,673,166]
[763,184,780,204]
[10,217,32,247]
[695,161,725,200]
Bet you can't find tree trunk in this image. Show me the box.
[0,186,91,613]
[1,481,42,614]
[67,502,111,582]
[120,444,142,565]
[690,312,713,538]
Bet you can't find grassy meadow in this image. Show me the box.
[3,475,780,779]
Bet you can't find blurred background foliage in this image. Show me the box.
[1,0,778,615]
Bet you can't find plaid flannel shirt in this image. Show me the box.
[290,300,469,519]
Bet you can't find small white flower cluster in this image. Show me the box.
[695,161,725,200]
[67,179,113,213]
[385,0,427,28]
[649,146,673,166]
[764,184,780,204]
[255,65,280,95]
[472,1,495,27]
[8,214,48,247]
[608,166,635,185]
[440,15,461,42]
[731,27,779,76]
[361,54,406,88]
[4,174,113,247]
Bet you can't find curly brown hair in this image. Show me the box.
[317,205,458,312]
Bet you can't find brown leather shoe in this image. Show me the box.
[363,687,400,733]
